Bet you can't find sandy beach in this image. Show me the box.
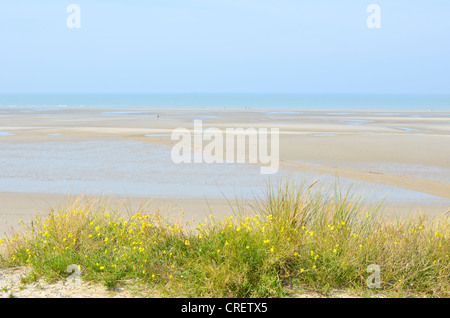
[1,108,450,236]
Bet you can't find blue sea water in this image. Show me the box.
[0,94,450,111]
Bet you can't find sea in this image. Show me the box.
[0,93,450,111]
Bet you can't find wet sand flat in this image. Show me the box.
[0,108,449,235]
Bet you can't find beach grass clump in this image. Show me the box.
[0,182,449,297]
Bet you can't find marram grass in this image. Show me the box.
[0,182,449,297]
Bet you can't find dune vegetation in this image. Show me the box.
[1,181,448,298]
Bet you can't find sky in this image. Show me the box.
[0,0,449,94]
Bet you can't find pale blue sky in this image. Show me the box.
[0,0,449,94]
